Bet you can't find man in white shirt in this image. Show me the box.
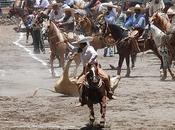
[34,0,49,8]
[74,37,115,106]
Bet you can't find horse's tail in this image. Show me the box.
[32,88,57,97]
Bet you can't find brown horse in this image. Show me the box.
[74,12,99,36]
[45,20,80,77]
[150,12,171,33]
[81,63,107,127]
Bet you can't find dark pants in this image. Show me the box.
[32,28,45,53]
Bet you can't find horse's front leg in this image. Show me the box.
[131,53,137,69]
[100,96,106,127]
[168,68,175,80]
[117,54,124,77]
[87,103,95,126]
[161,68,167,81]
[50,52,56,77]
[125,55,131,77]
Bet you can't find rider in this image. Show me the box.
[167,8,175,33]
[48,1,64,23]
[103,2,118,25]
[103,2,119,57]
[123,9,134,30]
[149,0,165,16]
[84,0,100,17]
[131,4,146,37]
[73,36,115,106]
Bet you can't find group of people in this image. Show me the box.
[16,0,175,105]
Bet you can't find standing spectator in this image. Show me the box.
[32,12,45,54]
[23,10,34,43]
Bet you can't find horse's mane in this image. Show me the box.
[108,24,124,40]
[50,21,65,42]
[152,12,171,32]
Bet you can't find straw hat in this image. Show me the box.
[130,4,144,12]
[75,35,93,45]
[167,8,175,15]
[125,8,134,13]
[101,1,119,9]
[47,0,61,9]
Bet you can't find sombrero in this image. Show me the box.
[101,1,119,9]
[47,1,62,9]
[75,35,93,45]
[167,8,175,15]
[130,4,144,12]
[125,8,134,13]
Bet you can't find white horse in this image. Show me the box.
[145,24,175,80]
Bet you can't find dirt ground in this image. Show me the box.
[0,25,175,130]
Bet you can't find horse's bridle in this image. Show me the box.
[85,63,102,88]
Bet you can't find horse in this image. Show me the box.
[143,24,175,80]
[102,23,164,78]
[44,20,80,77]
[82,63,107,127]
[150,12,171,33]
[74,10,99,36]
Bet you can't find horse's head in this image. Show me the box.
[74,13,92,34]
[150,12,170,32]
[42,20,53,34]
[150,12,161,25]
[86,63,100,86]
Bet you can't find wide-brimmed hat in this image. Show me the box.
[74,35,93,45]
[167,8,175,15]
[125,8,134,13]
[47,1,62,9]
[101,1,119,9]
[130,4,144,12]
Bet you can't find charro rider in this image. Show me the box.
[129,4,146,38]
[72,36,116,106]
[48,1,64,23]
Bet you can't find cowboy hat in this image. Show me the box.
[167,8,175,15]
[47,1,62,9]
[101,1,119,9]
[125,8,134,13]
[130,4,144,12]
[74,35,93,45]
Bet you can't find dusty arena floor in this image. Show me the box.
[0,25,175,130]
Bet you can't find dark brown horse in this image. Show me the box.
[81,63,107,127]
[102,23,164,77]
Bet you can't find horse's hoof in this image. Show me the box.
[172,76,175,80]
[125,74,130,77]
[100,118,105,127]
[109,64,118,70]
[160,76,166,81]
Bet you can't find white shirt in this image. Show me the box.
[34,0,49,8]
[81,45,98,66]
